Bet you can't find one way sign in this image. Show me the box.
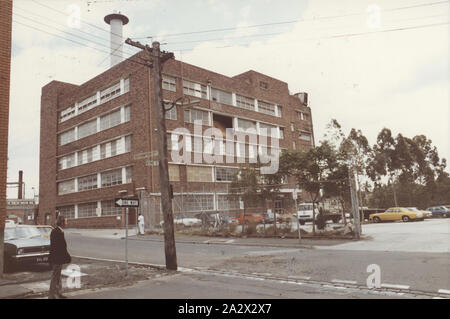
[115,198,139,207]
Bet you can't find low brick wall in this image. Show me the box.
[66,215,123,229]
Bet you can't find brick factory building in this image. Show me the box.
[39,47,315,229]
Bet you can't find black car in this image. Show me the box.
[3,225,51,272]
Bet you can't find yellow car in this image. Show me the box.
[369,207,425,223]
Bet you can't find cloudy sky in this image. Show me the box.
[7,0,449,198]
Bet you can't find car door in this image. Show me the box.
[396,208,407,220]
[383,208,394,220]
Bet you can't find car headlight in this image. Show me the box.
[17,248,24,255]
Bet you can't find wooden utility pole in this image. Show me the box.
[348,168,361,240]
[125,39,177,270]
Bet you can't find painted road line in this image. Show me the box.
[322,284,347,290]
[225,240,235,243]
[438,289,450,295]
[288,275,312,280]
[332,279,358,285]
[381,283,410,290]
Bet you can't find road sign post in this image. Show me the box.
[293,190,301,243]
[115,198,139,276]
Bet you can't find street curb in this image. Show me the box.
[122,236,318,249]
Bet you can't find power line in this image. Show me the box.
[169,21,450,53]
[13,5,138,56]
[133,0,450,39]
[13,11,138,57]
[12,20,150,68]
[32,0,127,40]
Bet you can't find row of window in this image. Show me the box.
[169,133,280,159]
[59,78,130,123]
[57,167,132,195]
[162,76,281,118]
[168,165,238,183]
[58,105,130,146]
[58,135,132,170]
[58,199,122,219]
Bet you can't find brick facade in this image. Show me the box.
[39,51,315,228]
[0,0,13,231]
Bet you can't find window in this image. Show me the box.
[259,81,268,89]
[78,120,97,139]
[169,165,180,181]
[78,174,98,191]
[180,194,214,212]
[184,109,210,125]
[259,123,277,137]
[164,102,177,120]
[78,94,97,113]
[162,75,176,92]
[57,205,75,219]
[186,166,212,182]
[215,167,237,182]
[292,141,296,150]
[58,153,76,170]
[236,94,255,111]
[58,179,75,195]
[59,129,75,146]
[279,127,284,139]
[123,78,130,93]
[217,194,240,210]
[299,131,312,141]
[101,169,123,187]
[100,109,121,131]
[77,148,94,166]
[60,106,75,122]
[126,166,132,183]
[211,88,232,105]
[110,140,117,156]
[100,82,121,103]
[258,100,276,116]
[291,123,295,132]
[125,135,131,152]
[277,105,282,117]
[183,80,207,99]
[237,118,256,132]
[101,200,122,216]
[78,202,98,218]
[124,105,131,122]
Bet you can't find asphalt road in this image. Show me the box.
[65,227,450,295]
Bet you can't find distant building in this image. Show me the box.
[6,199,37,225]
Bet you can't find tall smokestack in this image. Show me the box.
[104,12,129,68]
[18,170,23,199]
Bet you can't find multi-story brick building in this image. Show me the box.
[39,50,315,228]
[0,0,13,234]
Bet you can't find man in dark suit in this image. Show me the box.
[48,215,71,299]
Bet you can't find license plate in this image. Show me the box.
[37,256,48,263]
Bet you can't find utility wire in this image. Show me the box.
[13,5,138,56]
[13,11,138,57]
[32,0,128,40]
[133,0,450,39]
[12,20,150,68]
[169,21,450,52]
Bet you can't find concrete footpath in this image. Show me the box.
[64,228,356,248]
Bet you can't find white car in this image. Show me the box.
[5,220,15,226]
[160,217,202,227]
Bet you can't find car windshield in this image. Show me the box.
[4,227,42,240]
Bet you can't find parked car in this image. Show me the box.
[407,207,432,218]
[296,203,319,225]
[35,225,54,239]
[5,220,15,226]
[174,217,203,227]
[3,225,50,272]
[369,207,425,223]
[425,206,450,218]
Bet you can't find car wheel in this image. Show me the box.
[402,216,410,222]
[373,217,381,223]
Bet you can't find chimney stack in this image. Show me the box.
[18,170,23,199]
[104,12,129,68]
